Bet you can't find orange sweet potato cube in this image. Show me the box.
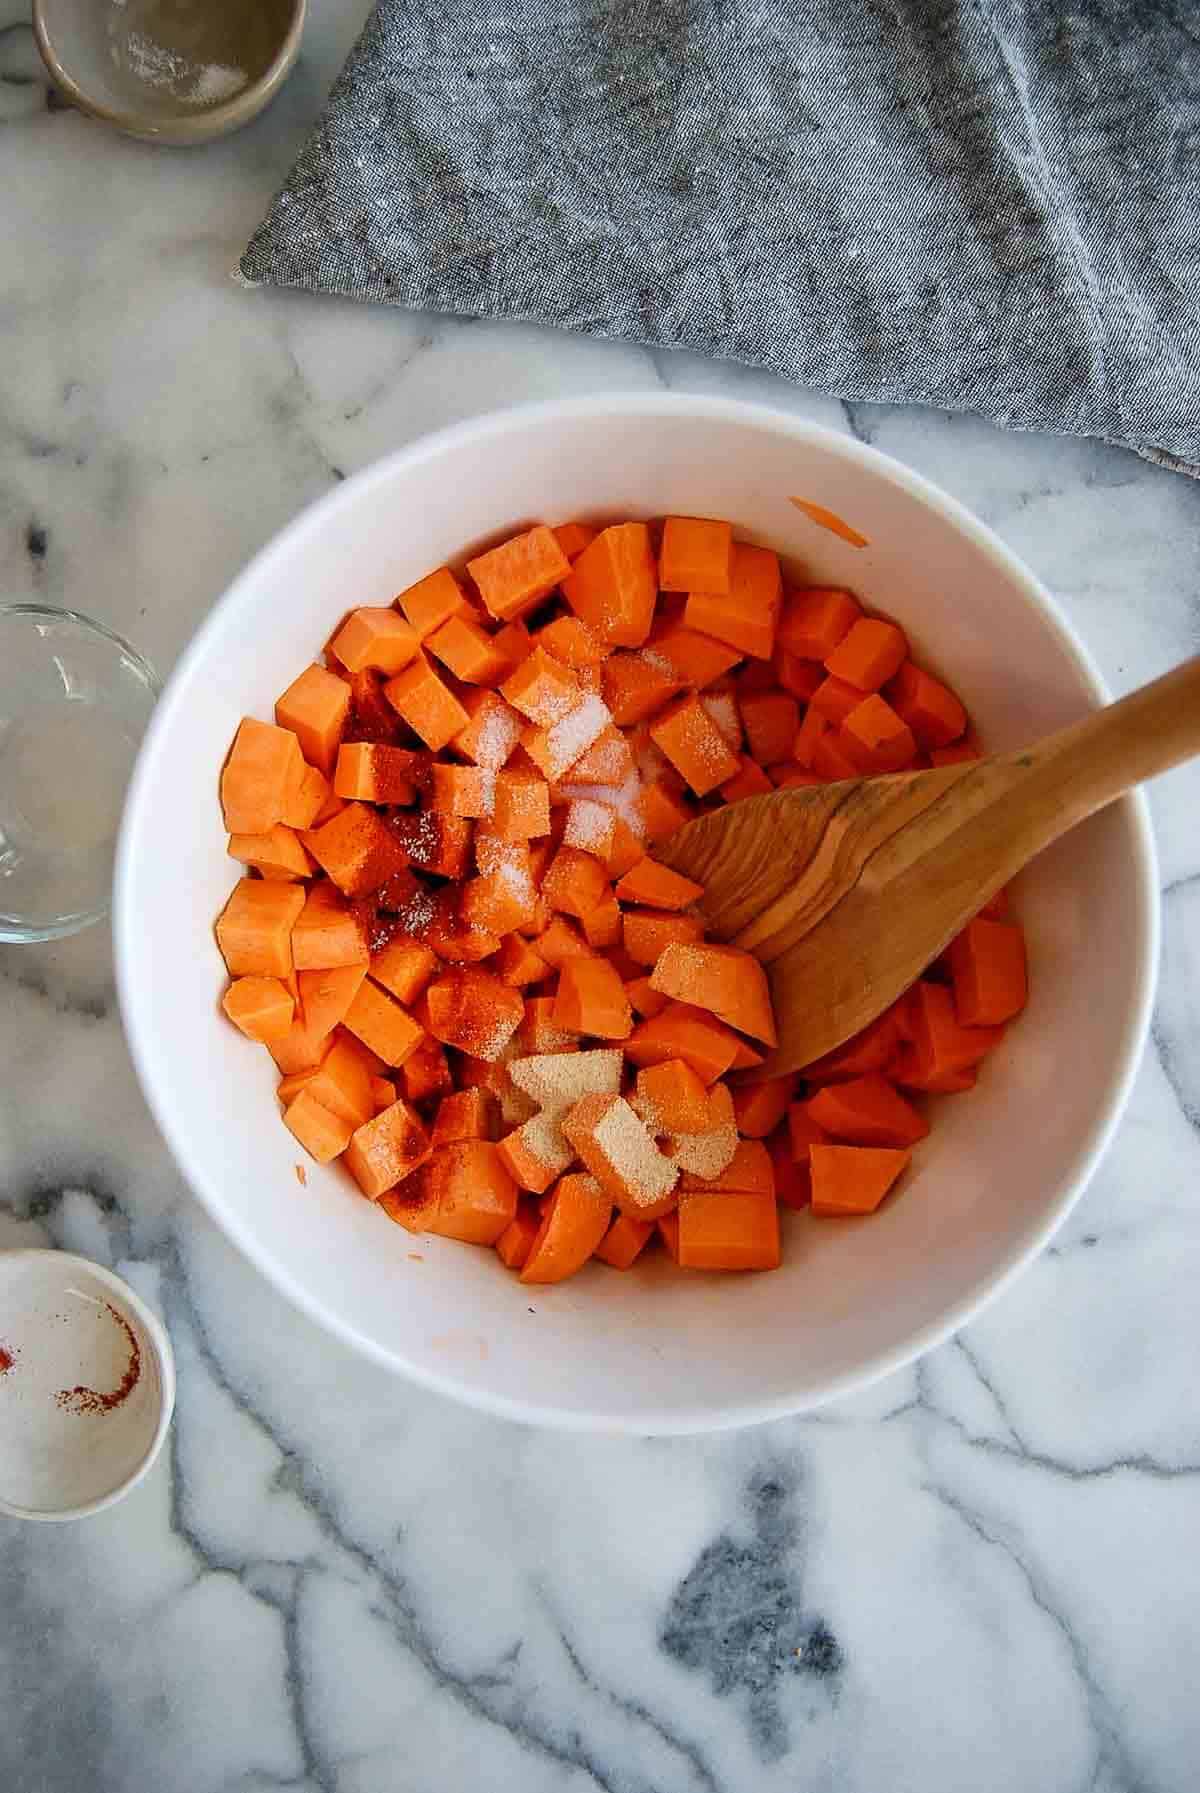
[561,1093,679,1220]
[650,941,778,1046]
[624,1001,741,1084]
[284,1088,353,1164]
[275,664,352,775]
[658,516,733,595]
[215,879,305,978]
[432,1087,497,1145]
[425,613,511,686]
[540,846,609,920]
[345,1099,431,1199]
[227,824,314,882]
[291,880,369,970]
[677,1189,781,1270]
[635,1058,710,1133]
[341,979,425,1067]
[684,543,783,661]
[460,869,538,937]
[639,773,695,844]
[520,693,613,782]
[492,769,551,840]
[281,761,333,830]
[221,717,304,835]
[468,525,571,621]
[423,1140,519,1244]
[397,1033,454,1104]
[496,931,549,988]
[430,762,496,820]
[601,653,684,726]
[384,653,470,751]
[622,907,705,968]
[370,935,437,1005]
[649,693,741,797]
[333,742,422,805]
[424,967,525,1059]
[497,1112,574,1194]
[552,957,632,1040]
[296,964,368,1042]
[329,608,420,677]
[552,522,597,562]
[534,613,605,668]
[389,809,473,878]
[221,975,295,1043]
[502,646,583,727]
[561,522,657,648]
[450,688,523,769]
[394,565,472,637]
[303,802,410,897]
[303,1033,378,1129]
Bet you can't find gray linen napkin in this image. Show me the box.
[241,0,1200,474]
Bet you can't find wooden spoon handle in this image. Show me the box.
[996,653,1200,842]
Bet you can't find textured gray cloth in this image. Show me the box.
[242,0,1200,474]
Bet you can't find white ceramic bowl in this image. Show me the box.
[114,396,1157,1434]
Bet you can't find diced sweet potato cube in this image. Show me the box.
[451,688,522,769]
[681,1137,773,1195]
[562,522,657,647]
[635,1058,710,1133]
[460,868,538,937]
[468,525,571,622]
[384,653,470,751]
[215,879,305,978]
[496,933,548,988]
[946,918,1028,1026]
[731,1076,796,1138]
[561,1093,679,1220]
[562,798,617,861]
[495,1202,543,1270]
[433,1088,496,1145]
[420,1141,519,1244]
[666,1081,739,1178]
[594,1212,656,1269]
[397,1033,454,1103]
[741,692,800,767]
[645,623,741,689]
[221,718,304,834]
[342,979,425,1067]
[519,1173,612,1284]
[520,693,613,781]
[534,612,605,667]
[649,693,740,797]
[369,935,437,1005]
[805,1074,929,1148]
[372,1076,397,1113]
[333,742,422,805]
[425,613,511,686]
[345,1099,431,1200]
[532,915,593,973]
[222,975,295,1042]
[492,769,551,840]
[602,653,684,727]
[551,522,597,562]
[303,802,409,898]
[809,1143,911,1216]
[613,859,703,911]
[887,660,968,750]
[563,724,635,788]
[677,1189,780,1270]
[518,994,574,1054]
[580,893,623,950]
[508,1048,624,1111]
[389,809,473,879]
[541,845,610,920]
[227,824,314,882]
[502,646,584,726]
[291,880,369,970]
[430,762,496,819]
[303,1033,378,1129]
[622,908,705,968]
[684,543,782,661]
[395,566,472,637]
[296,964,368,1042]
[284,1089,353,1164]
[658,516,733,594]
[841,694,917,773]
[420,887,502,963]
[552,957,632,1039]
[424,967,525,1059]
[625,974,669,1019]
[777,587,861,660]
[624,1001,741,1085]
[650,942,777,1046]
[639,774,695,844]
[275,665,352,775]
[497,1111,574,1193]
[282,762,333,831]
[329,608,420,676]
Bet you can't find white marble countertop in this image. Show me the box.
[3,4,1200,1788]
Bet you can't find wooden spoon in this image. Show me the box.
[654,656,1200,1078]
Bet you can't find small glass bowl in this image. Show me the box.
[0,606,159,944]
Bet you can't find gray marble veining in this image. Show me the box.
[2,2,1199,1788]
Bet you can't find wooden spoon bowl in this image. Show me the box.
[655,655,1200,1077]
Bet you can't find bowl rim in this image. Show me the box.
[32,0,306,144]
[114,393,1159,1434]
